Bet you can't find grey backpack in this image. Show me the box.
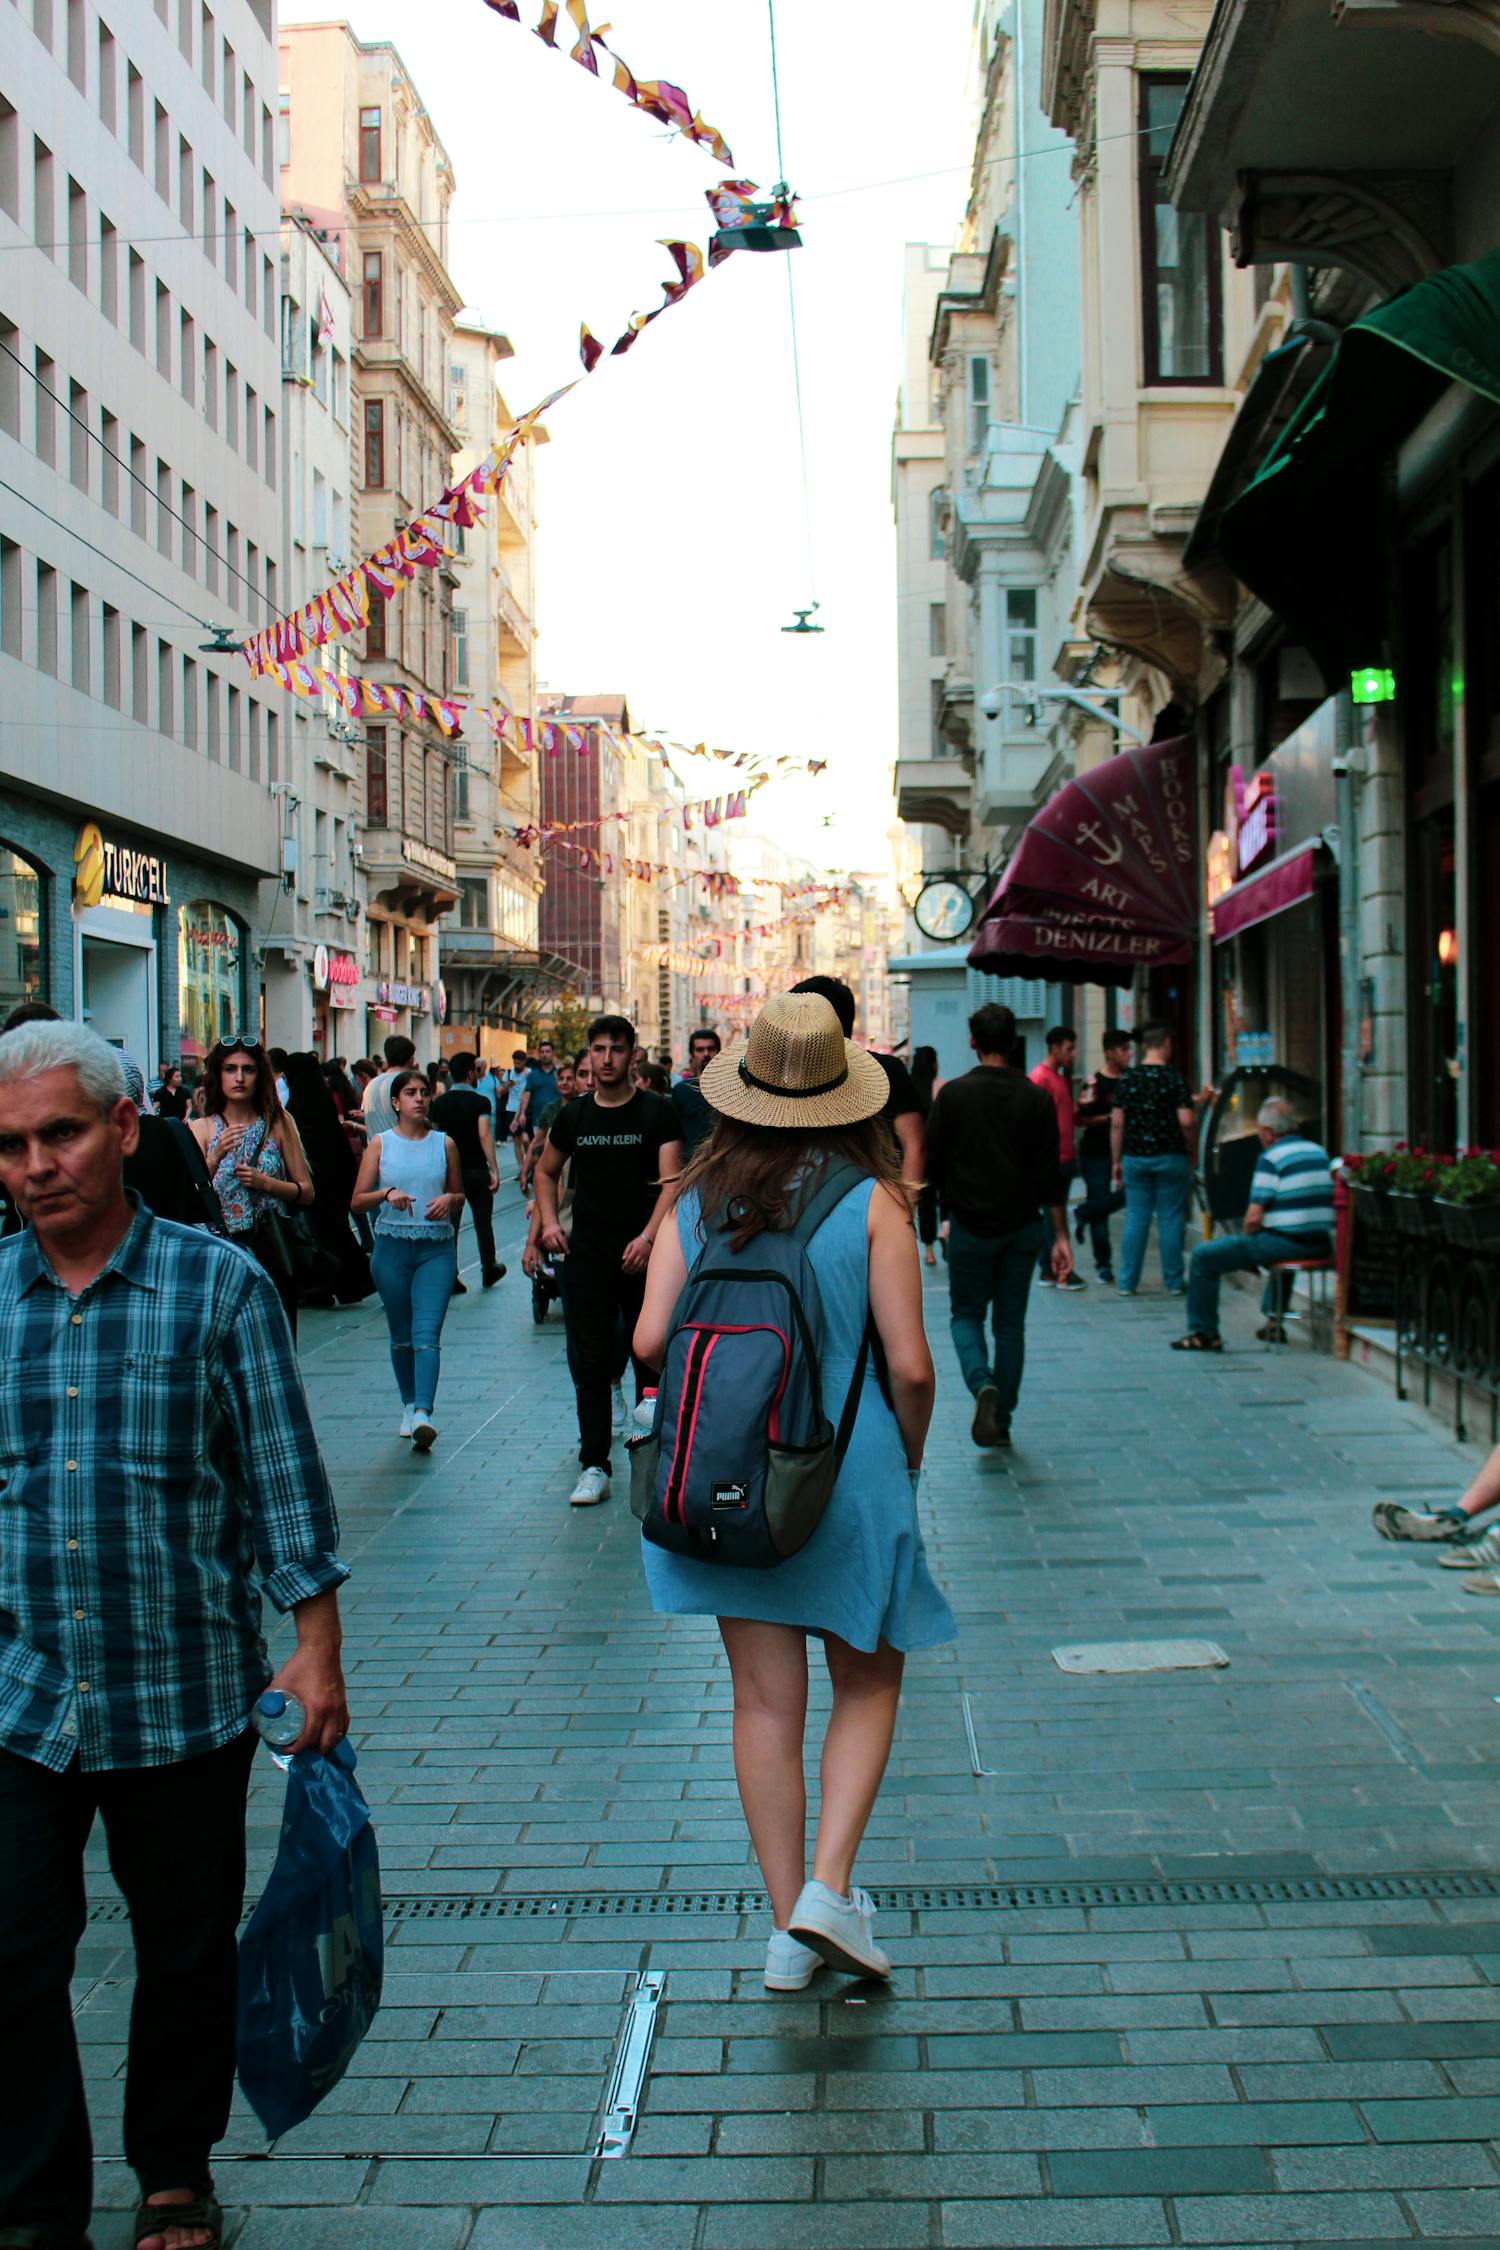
[629,1161,872,1569]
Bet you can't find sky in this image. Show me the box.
[281,0,974,876]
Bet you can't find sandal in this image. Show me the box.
[133,2193,222,2250]
[1170,1332,1223,1352]
[1256,1319,1287,1343]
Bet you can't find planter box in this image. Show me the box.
[1350,1184,1396,1233]
[1394,1193,1441,1239]
[1435,1199,1500,1251]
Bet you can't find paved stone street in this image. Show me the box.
[76,1193,1500,2248]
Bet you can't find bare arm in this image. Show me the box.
[534,1133,568,1251]
[622,1137,685,1273]
[892,1109,926,1193]
[1244,1200,1267,1234]
[635,1208,689,1367]
[867,1183,935,1470]
[1110,1106,1125,1179]
[478,1113,498,1189]
[1178,1104,1197,1160]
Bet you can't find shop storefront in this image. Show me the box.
[0,792,259,1075]
[310,944,361,1059]
[367,977,440,1060]
[1207,700,1340,1139]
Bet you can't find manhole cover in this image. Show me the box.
[1052,1637,1229,1674]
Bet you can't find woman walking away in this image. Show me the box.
[352,1069,464,1451]
[1109,1021,1196,1296]
[634,992,952,1990]
[190,1035,316,1335]
[285,1051,373,1304]
[910,1044,943,1265]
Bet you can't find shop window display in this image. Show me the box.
[0,847,45,1018]
[178,899,244,1067]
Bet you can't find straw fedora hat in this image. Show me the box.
[699,992,889,1131]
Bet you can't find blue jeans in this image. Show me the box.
[948,1213,1046,1426]
[1119,1153,1192,1292]
[1186,1229,1332,1339]
[1076,1152,1126,1275]
[370,1231,457,1411]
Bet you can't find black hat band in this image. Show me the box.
[738,1056,850,1100]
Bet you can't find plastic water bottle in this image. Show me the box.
[633,1388,658,1433]
[252,1688,305,1749]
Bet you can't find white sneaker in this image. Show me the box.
[398,1405,416,1439]
[788,1878,891,1979]
[764,1927,825,1992]
[611,1383,628,1432]
[1440,1526,1500,1568]
[569,1466,611,1507]
[411,1412,438,1453]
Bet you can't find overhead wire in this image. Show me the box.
[768,0,817,608]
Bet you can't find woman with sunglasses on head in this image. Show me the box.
[190,1035,316,1334]
[351,1069,465,1452]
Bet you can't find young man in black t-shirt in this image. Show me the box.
[430,1052,505,1289]
[534,1013,683,1507]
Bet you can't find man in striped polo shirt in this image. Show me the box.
[1172,1097,1335,1353]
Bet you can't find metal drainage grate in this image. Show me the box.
[87,1867,1500,1927]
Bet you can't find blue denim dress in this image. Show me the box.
[641,1182,957,1653]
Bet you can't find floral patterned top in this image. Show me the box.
[205,1114,288,1236]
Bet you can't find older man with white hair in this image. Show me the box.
[0,1021,348,2250]
[1171,1096,1335,1354]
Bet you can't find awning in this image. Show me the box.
[1212,839,1323,944]
[1219,250,1500,681]
[967,735,1197,990]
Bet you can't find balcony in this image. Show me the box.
[975,734,1066,826]
[894,756,974,837]
[361,829,459,918]
[496,572,531,654]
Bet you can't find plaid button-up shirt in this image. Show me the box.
[0,1198,348,1772]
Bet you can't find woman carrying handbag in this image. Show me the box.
[351,1069,464,1453]
[190,1035,316,1336]
[633,992,953,1993]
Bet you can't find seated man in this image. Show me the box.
[1172,1097,1334,1352]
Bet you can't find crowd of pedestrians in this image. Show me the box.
[0,981,1386,2248]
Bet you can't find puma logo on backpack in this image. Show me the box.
[628,1160,873,1569]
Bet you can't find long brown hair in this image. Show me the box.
[680,1113,904,1252]
[202,1039,284,1123]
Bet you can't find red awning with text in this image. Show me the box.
[967,735,1198,989]
[1212,840,1321,944]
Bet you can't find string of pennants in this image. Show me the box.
[481,0,734,167]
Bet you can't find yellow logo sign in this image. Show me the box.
[74,822,105,910]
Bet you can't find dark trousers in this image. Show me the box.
[457,1165,498,1275]
[916,1179,939,1248]
[1038,1162,1077,1275]
[1075,1151,1126,1274]
[564,1249,650,1468]
[0,1730,257,2236]
[949,1212,1046,1424]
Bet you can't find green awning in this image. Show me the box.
[1219,250,1500,681]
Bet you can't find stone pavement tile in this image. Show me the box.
[924,2031,1123,2068]
[400,2073,591,2114]
[1029,2064,1237,2105]
[234,2215,471,2250]
[935,2107,1150,2152]
[645,2071,820,2113]
[1237,2061,1450,2100]
[469,2208,698,2250]
[365,2155,591,2202]
[1018,1995,1208,2029]
[1405,2188,1500,2234]
[819,2153,1043,2198]
[269,2111,492,2154]
[179,2161,372,2207]
[1125,2028,1326,2063]
[1171,2189,1415,2240]
[717,2110,928,2155]
[1363,2097,1500,2139]
[939,2196,1172,2246]
[592,2155,814,2201]
[698,2205,933,2250]
[627,2113,715,2155]
[1145,2100,1365,2145]
[1051,2146,1272,2195]
[1209,1988,1407,2023]
[1273,2142,1500,2189]
[1324,2023,1500,2060]
[822,2070,1027,2111]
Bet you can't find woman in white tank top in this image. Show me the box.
[351,1069,464,1451]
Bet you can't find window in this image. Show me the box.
[262,254,274,338]
[1139,76,1221,384]
[68,380,88,491]
[34,138,54,257]
[98,22,117,131]
[929,486,947,561]
[0,99,16,223]
[331,348,348,428]
[242,225,254,311]
[100,410,119,514]
[180,481,196,577]
[363,397,385,487]
[359,105,381,183]
[0,841,45,1015]
[129,436,146,536]
[245,385,257,471]
[177,137,193,232]
[131,622,147,720]
[929,602,946,659]
[280,291,300,375]
[179,309,195,403]
[35,0,54,52]
[263,404,275,489]
[67,176,86,287]
[127,65,143,168]
[312,468,327,548]
[36,563,57,676]
[156,460,171,557]
[102,604,121,706]
[224,364,237,447]
[0,322,16,437]
[365,726,388,825]
[203,502,218,593]
[260,101,272,189]
[222,40,234,130]
[202,173,215,265]
[966,355,990,454]
[203,339,217,427]
[70,582,89,693]
[1004,588,1038,684]
[224,202,236,287]
[99,213,117,323]
[155,279,171,376]
[34,351,55,465]
[226,682,240,769]
[67,0,85,91]
[200,5,214,95]
[154,101,169,203]
[451,606,469,689]
[1,541,20,659]
[366,599,385,660]
[362,251,383,339]
[128,248,144,347]
[182,655,197,746]
[277,86,289,168]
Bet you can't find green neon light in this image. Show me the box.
[1350,666,1396,705]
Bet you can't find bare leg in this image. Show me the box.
[812,1635,905,1897]
[718,1617,810,1928]
[1459,1443,1500,1517]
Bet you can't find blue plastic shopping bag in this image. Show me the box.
[235,1736,384,2137]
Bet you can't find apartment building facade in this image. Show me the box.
[279,22,461,1065]
[1,0,287,1071]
